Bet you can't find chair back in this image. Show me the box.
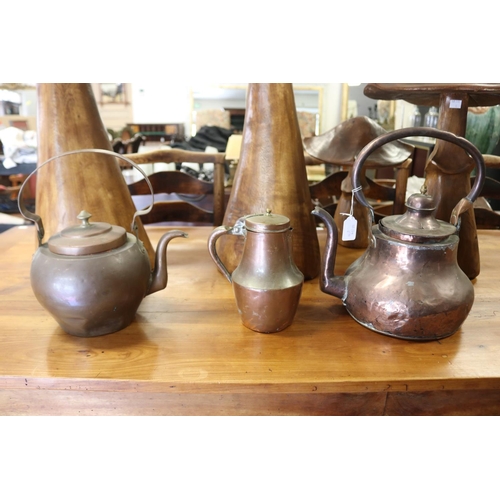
[123,149,226,226]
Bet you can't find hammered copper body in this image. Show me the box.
[313,127,486,341]
[208,212,304,333]
[363,83,500,279]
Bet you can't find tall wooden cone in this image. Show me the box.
[35,83,155,267]
[217,83,320,280]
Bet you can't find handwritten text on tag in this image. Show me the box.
[342,215,358,241]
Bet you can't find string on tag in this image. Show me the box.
[340,185,363,218]
[340,186,362,242]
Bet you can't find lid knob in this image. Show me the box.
[405,193,436,212]
[77,210,92,227]
[379,193,457,243]
[48,211,128,256]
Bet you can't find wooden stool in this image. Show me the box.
[364,83,500,279]
[7,174,25,200]
[304,116,413,248]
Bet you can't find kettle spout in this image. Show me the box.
[312,207,346,300]
[147,230,188,295]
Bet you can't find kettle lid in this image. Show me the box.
[245,210,291,233]
[379,194,457,243]
[48,211,128,256]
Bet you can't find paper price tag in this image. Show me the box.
[450,99,462,109]
[342,215,358,241]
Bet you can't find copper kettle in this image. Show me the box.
[208,210,304,333]
[18,149,187,337]
[313,127,486,341]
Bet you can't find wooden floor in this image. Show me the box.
[1,225,500,415]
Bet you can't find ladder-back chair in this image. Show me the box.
[122,149,226,226]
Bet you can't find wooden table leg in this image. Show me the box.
[423,92,479,279]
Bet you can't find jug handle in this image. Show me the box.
[17,148,155,246]
[207,218,247,283]
[351,127,486,227]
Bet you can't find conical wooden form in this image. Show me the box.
[217,83,320,280]
[35,83,155,267]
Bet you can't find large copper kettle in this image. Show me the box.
[18,149,187,337]
[313,128,486,341]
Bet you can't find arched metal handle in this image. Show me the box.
[351,127,486,227]
[17,148,155,246]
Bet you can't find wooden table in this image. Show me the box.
[1,225,500,415]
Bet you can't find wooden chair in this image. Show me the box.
[472,154,500,228]
[121,149,226,226]
[308,170,406,218]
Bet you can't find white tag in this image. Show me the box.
[450,99,462,109]
[342,215,358,241]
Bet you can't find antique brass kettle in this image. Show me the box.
[18,149,187,337]
[313,128,486,341]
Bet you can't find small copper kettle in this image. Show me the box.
[313,127,486,341]
[208,210,304,333]
[18,149,187,337]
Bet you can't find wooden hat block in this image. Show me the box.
[217,83,320,280]
[35,83,155,267]
[304,116,413,248]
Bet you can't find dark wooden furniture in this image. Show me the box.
[309,170,408,223]
[112,133,145,155]
[1,225,500,415]
[473,174,500,229]
[127,123,185,142]
[225,108,245,133]
[364,83,500,279]
[123,149,226,226]
[0,162,37,213]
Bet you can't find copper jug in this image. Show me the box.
[208,211,304,333]
[313,127,486,341]
[216,83,320,280]
[18,149,187,337]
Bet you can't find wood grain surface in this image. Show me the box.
[218,83,321,280]
[1,225,500,415]
[35,84,155,267]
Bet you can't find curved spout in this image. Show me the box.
[312,207,346,299]
[147,230,188,296]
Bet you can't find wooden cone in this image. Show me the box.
[217,83,320,280]
[35,83,155,267]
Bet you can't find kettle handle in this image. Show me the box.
[351,127,486,227]
[17,148,154,246]
[207,218,247,283]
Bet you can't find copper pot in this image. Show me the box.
[208,211,304,333]
[313,127,486,341]
[18,149,187,337]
